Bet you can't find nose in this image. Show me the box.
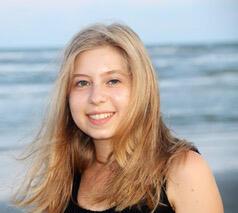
[89,85,108,105]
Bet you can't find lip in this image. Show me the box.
[87,111,115,115]
[87,111,115,125]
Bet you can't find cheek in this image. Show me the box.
[69,93,85,115]
[68,93,87,129]
[111,88,130,108]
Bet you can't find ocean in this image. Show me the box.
[0,43,238,212]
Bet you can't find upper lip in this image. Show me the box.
[87,111,115,115]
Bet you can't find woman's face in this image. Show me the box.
[69,46,131,144]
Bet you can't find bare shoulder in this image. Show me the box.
[166,150,224,213]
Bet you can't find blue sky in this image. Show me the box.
[0,0,238,47]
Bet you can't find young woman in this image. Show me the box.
[14,23,224,213]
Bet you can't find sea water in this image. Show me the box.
[0,43,238,200]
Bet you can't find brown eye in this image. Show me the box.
[107,79,120,86]
[76,80,90,87]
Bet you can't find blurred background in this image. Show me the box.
[0,0,237,212]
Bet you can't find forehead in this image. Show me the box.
[74,46,129,75]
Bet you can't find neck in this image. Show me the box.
[93,139,113,164]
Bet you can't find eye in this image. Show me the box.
[107,79,120,86]
[76,80,90,87]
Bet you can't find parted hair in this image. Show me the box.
[13,22,195,213]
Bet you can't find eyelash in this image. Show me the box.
[75,79,121,88]
[75,80,89,87]
[107,79,120,85]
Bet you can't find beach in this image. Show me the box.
[0,170,237,212]
[0,148,237,213]
[0,44,237,212]
[216,170,238,213]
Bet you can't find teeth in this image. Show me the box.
[89,113,114,120]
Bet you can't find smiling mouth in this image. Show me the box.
[87,112,115,125]
[88,112,114,120]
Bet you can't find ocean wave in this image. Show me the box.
[0,84,52,96]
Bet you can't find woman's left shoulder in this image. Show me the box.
[166,150,224,213]
[169,150,210,179]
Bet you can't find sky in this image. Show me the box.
[0,0,238,47]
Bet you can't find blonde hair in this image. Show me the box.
[13,23,195,212]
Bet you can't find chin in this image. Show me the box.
[89,133,114,142]
[92,135,113,141]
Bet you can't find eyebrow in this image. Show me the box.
[72,70,130,78]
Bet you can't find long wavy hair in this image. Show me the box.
[13,23,195,213]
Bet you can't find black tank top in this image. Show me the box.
[64,174,175,213]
